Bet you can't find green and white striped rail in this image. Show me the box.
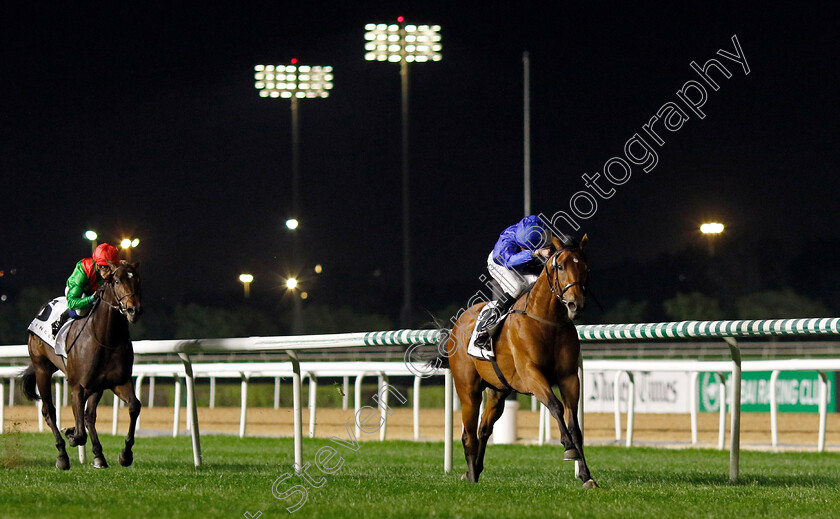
[576,317,840,341]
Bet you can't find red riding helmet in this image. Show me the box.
[93,243,120,266]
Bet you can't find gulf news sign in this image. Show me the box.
[583,370,838,413]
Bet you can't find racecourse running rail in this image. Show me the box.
[2,318,840,481]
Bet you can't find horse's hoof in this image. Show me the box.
[93,457,109,469]
[119,450,133,467]
[582,479,599,489]
[56,456,70,471]
[563,448,581,461]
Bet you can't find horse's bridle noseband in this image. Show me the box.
[544,246,589,308]
[101,266,137,316]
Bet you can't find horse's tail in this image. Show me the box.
[427,328,452,370]
[20,364,40,401]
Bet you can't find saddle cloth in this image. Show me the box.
[466,301,510,360]
[27,297,72,358]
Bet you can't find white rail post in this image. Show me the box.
[54,380,62,431]
[715,372,727,450]
[179,353,203,467]
[308,374,318,438]
[288,350,303,473]
[0,380,5,433]
[575,354,584,479]
[613,371,623,441]
[173,375,182,438]
[62,378,68,408]
[8,378,14,406]
[724,337,742,482]
[134,374,145,431]
[239,373,249,438]
[112,389,120,435]
[379,373,388,442]
[818,371,828,452]
[342,376,349,410]
[538,404,546,445]
[770,370,780,447]
[274,377,281,410]
[148,376,156,408]
[690,371,699,444]
[625,371,636,448]
[208,377,216,409]
[444,368,453,474]
[531,395,537,412]
[354,374,365,439]
[413,376,421,441]
[37,398,43,432]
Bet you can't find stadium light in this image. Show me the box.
[120,237,139,262]
[364,17,441,328]
[84,230,98,255]
[239,273,254,299]
[700,222,724,256]
[255,59,332,335]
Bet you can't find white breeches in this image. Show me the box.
[486,252,538,299]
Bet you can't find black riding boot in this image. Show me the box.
[475,295,516,351]
[52,310,70,337]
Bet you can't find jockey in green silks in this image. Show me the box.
[52,242,120,336]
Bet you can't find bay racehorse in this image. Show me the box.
[21,260,143,470]
[435,235,597,488]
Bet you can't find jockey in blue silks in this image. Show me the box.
[474,215,552,350]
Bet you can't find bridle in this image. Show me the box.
[100,265,138,316]
[544,246,589,308]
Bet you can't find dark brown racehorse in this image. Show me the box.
[21,260,142,470]
[436,235,597,488]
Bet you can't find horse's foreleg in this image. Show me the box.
[66,384,88,447]
[524,367,596,488]
[35,368,69,470]
[84,391,107,468]
[476,387,510,477]
[558,374,597,488]
[112,380,141,467]
[459,386,482,482]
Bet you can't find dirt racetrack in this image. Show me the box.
[4,405,839,451]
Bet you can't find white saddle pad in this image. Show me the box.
[27,297,72,358]
[467,301,500,360]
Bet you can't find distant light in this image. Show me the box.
[131,238,140,248]
[286,278,298,290]
[300,291,309,300]
[0,295,6,302]
[239,274,254,283]
[364,22,442,62]
[120,238,132,249]
[285,218,299,230]
[84,230,98,241]
[291,58,298,64]
[314,264,323,274]
[700,222,725,234]
[397,15,404,22]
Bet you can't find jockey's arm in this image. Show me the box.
[65,266,96,311]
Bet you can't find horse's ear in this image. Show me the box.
[580,234,589,251]
[106,259,117,269]
[551,234,563,251]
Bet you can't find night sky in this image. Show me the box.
[2,3,839,318]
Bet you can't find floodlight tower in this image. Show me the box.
[364,17,441,328]
[255,60,333,333]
